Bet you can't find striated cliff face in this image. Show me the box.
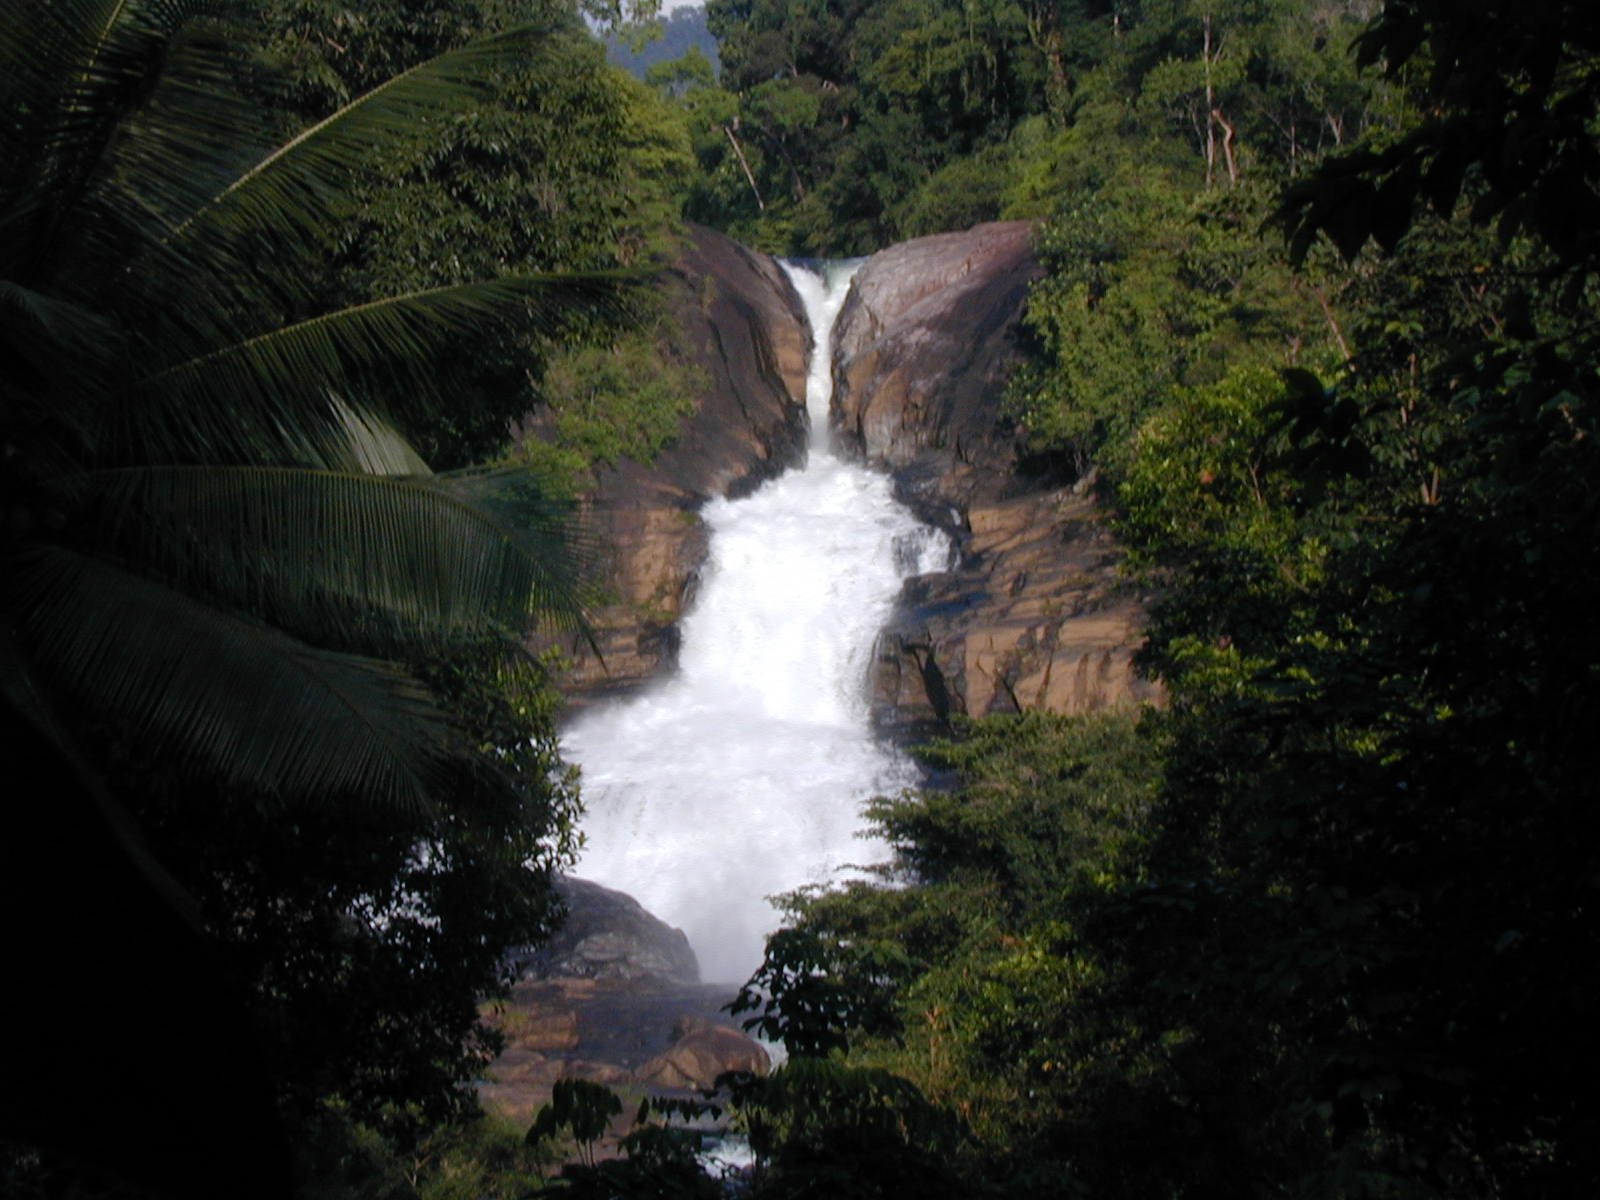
[547,224,810,704]
[833,222,1161,735]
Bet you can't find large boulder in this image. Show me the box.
[544,224,810,704]
[520,876,701,985]
[834,223,1161,732]
[635,1015,770,1091]
[833,221,1039,508]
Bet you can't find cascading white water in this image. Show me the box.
[562,261,948,984]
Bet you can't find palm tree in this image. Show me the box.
[1,2,610,1192]
[2,0,608,806]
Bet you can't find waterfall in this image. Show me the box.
[562,261,948,985]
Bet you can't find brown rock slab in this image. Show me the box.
[501,1005,580,1053]
[873,485,1161,736]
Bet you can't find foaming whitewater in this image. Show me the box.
[562,261,949,984]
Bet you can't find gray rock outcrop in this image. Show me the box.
[834,221,1039,498]
[520,876,700,985]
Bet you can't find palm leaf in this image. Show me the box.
[327,394,434,477]
[66,461,593,649]
[10,543,454,813]
[108,274,621,467]
[164,21,563,263]
[0,280,116,457]
[0,616,206,929]
[0,1,252,288]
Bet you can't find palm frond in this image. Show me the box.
[0,279,117,359]
[10,543,454,813]
[166,21,562,258]
[328,395,433,477]
[66,461,593,648]
[110,274,621,467]
[0,280,117,452]
[0,1,252,287]
[0,616,206,929]
[0,1,141,202]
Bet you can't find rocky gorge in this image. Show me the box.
[832,222,1164,735]
[543,225,811,701]
[544,220,1160,729]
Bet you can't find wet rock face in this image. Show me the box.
[480,976,770,1128]
[835,222,1162,731]
[483,879,771,1129]
[544,224,809,705]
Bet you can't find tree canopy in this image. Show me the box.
[694,2,1600,1196]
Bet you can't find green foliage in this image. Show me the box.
[728,1059,971,1200]
[734,713,1161,1179]
[417,1113,561,1200]
[1002,0,1385,479]
[509,319,706,496]
[0,2,618,1190]
[730,924,905,1059]
[686,0,1070,253]
[1279,0,1600,268]
[541,1122,724,1200]
[1028,6,1599,1194]
[1,0,597,842]
[526,1079,625,1168]
[719,4,1600,1195]
[287,1104,560,1200]
[258,0,694,470]
[681,0,1396,254]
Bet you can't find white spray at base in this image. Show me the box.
[561,261,950,985]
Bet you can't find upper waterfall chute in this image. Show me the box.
[779,259,863,452]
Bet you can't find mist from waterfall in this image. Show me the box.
[562,261,948,985]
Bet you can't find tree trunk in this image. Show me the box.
[1213,107,1239,185]
[723,124,765,212]
[1204,15,1216,187]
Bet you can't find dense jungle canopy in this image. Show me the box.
[3,1,1596,1197]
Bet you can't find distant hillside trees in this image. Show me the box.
[605,3,721,80]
